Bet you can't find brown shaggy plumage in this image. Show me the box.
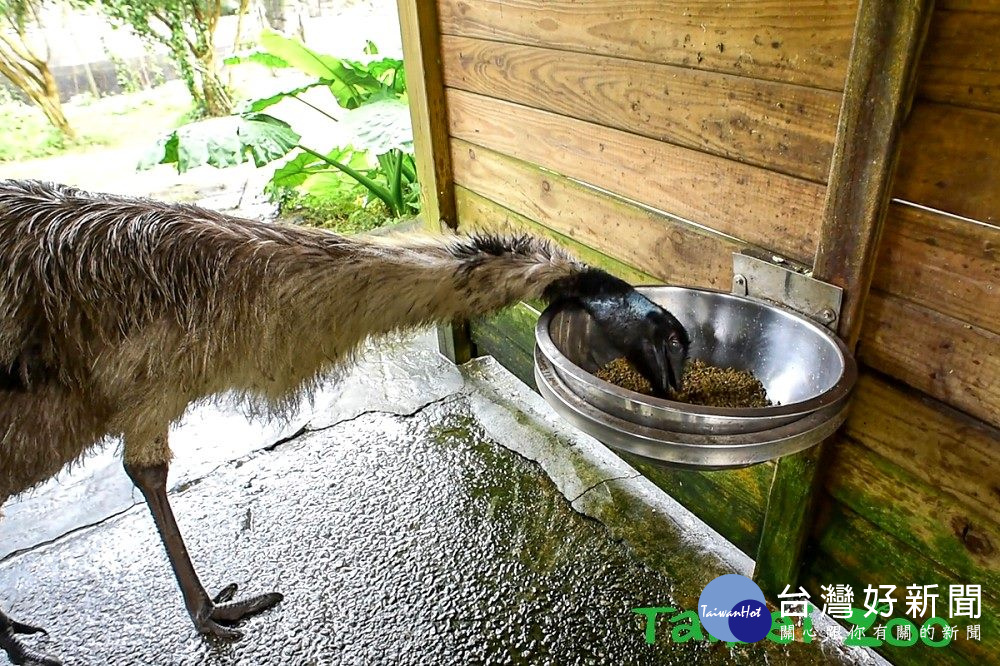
[0,179,585,503]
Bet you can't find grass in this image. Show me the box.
[0,82,195,163]
[278,185,395,234]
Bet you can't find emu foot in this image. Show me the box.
[0,615,60,666]
[194,584,284,641]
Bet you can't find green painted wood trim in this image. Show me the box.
[623,455,769,557]
[806,502,996,665]
[754,446,823,597]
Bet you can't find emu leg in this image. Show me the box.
[124,461,283,640]
[0,609,60,666]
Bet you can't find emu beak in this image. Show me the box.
[667,351,687,393]
[642,340,678,395]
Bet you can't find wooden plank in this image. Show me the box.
[894,103,1000,226]
[622,455,770,557]
[441,35,840,183]
[455,186,659,286]
[846,372,1000,521]
[438,0,857,90]
[756,0,935,600]
[398,0,456,229]
[874,202,1000,335]
[918,10,1000,113]
[826,437,1000,595]
[451,140,739,290]
[813,0,934,345]
[810,503,998,666]
[801,551,976,666]
[859,291,1000,428]
[754,446,823,598]
[447,89,825,263]
[397,0,472,363]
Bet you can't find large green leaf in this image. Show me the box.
[340,98,413,155]
[224,51,290,68]
[257,31,403,108]
[242,113,302,167]
[244,81,331,113]
[269,147,370,190]
[270,152,324,190]
[259,30,366,85]
[139,113,300,173]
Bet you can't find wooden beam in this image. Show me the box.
[814,0,935,346]
[441,35,841,182]
[753,0,935,599]
[396,0,473,363]
[438,0,858,91]
[448,89,825,263]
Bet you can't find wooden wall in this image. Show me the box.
[440,0,850,554]
[406,2,999,663]
[803,4,1000,665]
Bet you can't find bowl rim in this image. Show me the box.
[534,285,859,420]
[534,347,849,468]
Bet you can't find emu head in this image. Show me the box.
[595,290,690,396]
[547,269,690,395]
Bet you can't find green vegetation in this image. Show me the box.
[277,186,391,235]
[97,0,233,117]
[144,32,419,231]
[0,83,194,162]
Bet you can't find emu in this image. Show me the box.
[0,179,688,665]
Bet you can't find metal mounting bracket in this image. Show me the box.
[731,250,843,330]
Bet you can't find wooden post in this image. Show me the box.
[396,0,474,363]
[753,0,934,598]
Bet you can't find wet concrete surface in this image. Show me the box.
[1,332,885,665]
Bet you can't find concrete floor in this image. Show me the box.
[0,332,886,665]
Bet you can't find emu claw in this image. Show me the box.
[8,620,46,637]
[0,622,60,666]
[212,583,239,604]
[195,584,284,641]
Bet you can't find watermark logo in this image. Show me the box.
[698,574,771,643]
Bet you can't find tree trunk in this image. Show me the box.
[82,60,100,98]
[37,61,74,138]
[196,49,231,117]
[0,50,74,138]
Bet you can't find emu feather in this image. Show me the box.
[0,180,586,498]
[0,179,688,659]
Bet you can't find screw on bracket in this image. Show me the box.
[819,308,837,325]
[733,273,748,295]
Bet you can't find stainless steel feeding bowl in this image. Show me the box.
[533,286,858,468]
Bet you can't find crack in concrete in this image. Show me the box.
[299,392,463,439]
[1,393,465,563]
[1,501,141,564]
[568,473,643,504]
